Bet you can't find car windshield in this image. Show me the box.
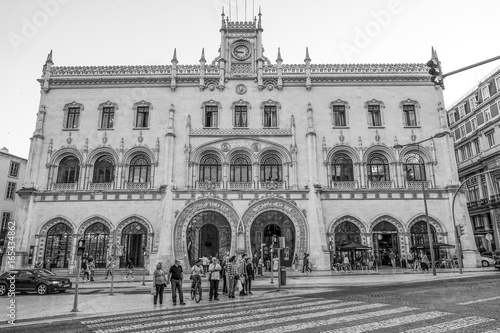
[33,269,57,277]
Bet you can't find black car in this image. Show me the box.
[495,259,500,270]
[0,268,72,295]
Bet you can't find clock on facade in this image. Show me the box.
[232,44,250,60]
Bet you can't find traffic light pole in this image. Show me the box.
[443,55,500,79]
[110,244,116,296]
[71,255,81,312]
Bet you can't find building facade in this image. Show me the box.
[10,11,480,273]
[0,147,27,269]
[447,66,500,256]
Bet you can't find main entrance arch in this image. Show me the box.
[174,196,239,266]
[242,196,309,268]
[370,216,404,267]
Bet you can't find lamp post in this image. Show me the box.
[394,131,450,276]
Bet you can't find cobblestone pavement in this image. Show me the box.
[1,275,499,333]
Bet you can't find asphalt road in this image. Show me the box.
[2,275,499,333]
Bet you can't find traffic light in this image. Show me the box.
[426,47,444,89]
[456,225,465,237]
[77,238,86,256]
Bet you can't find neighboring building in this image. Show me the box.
[447,65,500,257]
[0,147,27,268]
[10,10,478,274]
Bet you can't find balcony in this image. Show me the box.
[329,181,357,190]
[228,181,253,190]
[88,182,114,191]
[51,182,78,192]
[124,181,150,190]
[405,181,431,190]
[368,181,393,190]
[196,181,223,190]
[194,180,287,190]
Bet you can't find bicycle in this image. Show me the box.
[190,275,204,303]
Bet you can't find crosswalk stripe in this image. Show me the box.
[400,316,496,333]
[182,303,390,333]
[253,307,419,333]
[321,312,449,333]
[82,295,305,325]
[94,299,355,333]
[482,329,500,333]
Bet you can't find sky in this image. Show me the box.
[1,0,499,159]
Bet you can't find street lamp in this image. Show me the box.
[394,131,450,276]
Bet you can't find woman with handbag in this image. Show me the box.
[153,262,167,306]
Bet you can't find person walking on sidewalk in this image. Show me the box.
[153,262,167,306]
[104,256,114,279]
[302,253,312,274]
[201,255,209,274]
[125,259,135,281]
[293,254,299,271]
[244,257,254,295]
[88,258,95,282]
[167,259,185,305]
[221,254,228,294]
[208,258,221,301]
[226,255,237,299]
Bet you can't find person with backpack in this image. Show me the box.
[125,258,135,281]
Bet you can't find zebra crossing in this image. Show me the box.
[80,294,499,333]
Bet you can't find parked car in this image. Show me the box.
[495,258,500,270]
[0,269,72,296]
[480,254,495,267]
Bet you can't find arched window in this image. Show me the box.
[93,155,115,183]
[230,154,252,182]
[44,223,72,268]
[410,221,436,246]
[260,154,282,182]
[331,153,354,181]
[404,153,426,181]
[367,153,390,182]
[334,221,361,249]
[120,222,147,268]
[83,222,110,268]
[57,156,80,183]
[199,154,221,182]
[128,154,151,183]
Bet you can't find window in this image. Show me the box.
[465,143,472,159]
[367,105,382,126]
[367,153,389,182]
[128,154,151,183]
[332,105,346,127]
[5,182,16,200]
[230,154,252,182]
[484,108,491,122]
[83,222,110,268]
[471,118,477,131]
[9,161,19,178]
[260,154,282,182]
[403,105,417,126]
[204,105,219,128]
[404,153,425,181]
[481,85,490,101]
[469,96,477,110]
[331,153,354,181]
[135,107,149,128]
[101,107,114,129]
[458,104,466,118]
[473,139,480,154]
[460,147,466,160]
[448,111,455,125]
[199,154,221,182]
[234,105,248,127]
[44,223,72,269]
[264,105,277,127]
[56,156,80,183]
[93,155,115,183]
[486,131,495,147]
[65,107,80,129]
[1,212,11,230]
[460,125,466,137]
[455,150,459,163]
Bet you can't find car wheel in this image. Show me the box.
[481,260,489,267]
[37,284,48,295]
[0,284,7,296]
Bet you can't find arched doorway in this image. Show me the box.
[186,211,231,267]
[250,211,295,267]
[44,223,73,269]
[83,222,110,268]
[372,221,399,266]
[333,221,362,265]
[120,222,147,268]
[410,221,440,260]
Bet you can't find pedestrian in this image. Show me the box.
[82,258,90,282]
[202,255,209,273]
[45,258,52,271]
[125,259,135,281]
[35,260,43,269]
[238,255,248,296]
[88,258,95,282]
[104,256,114,279]
[407,252,414,269]
[226,255,237,299]
[342,254,351,272]
[367,251,375,271]
[244,257,254,295]
[208,258,221,301]
[293,253,299,271]
[400,253,407,268]
[303,253,312,274]
[389,250,396,268]
[167,259,185,305]
[153,262,167,306]
[258,256,263,275]
[421,252,430,273]
[221,254,228,294]
[191,259,204,300]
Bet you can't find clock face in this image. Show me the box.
[233,45,250,60]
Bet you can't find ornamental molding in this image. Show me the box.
[259,99,281,110]
[364,99,385,109]
[329,99,350,109]
[201,99,222,110]
[190,128,292,137]
[407,214,445,233]
[132,100,153,111]
[328,215,367,234]
[63,101,84,112]
[98,100,119,111]
[173,197,240,261]
[77,215,114,235]
[37,216,76,236]
[241,196,309,256]
[230,99,252,110]
[399,98,420,109]
[368,214,405,234]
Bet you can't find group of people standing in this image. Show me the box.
[151,254,255,306]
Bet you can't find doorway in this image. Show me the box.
[372,221,399,266]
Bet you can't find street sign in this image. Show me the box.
[485,233,493,241]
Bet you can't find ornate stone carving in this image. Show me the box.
[221,142,231,152]
[235,84,247,95]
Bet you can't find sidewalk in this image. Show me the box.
[1,266,497,327]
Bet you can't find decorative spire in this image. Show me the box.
[46,50,53,64]
[257,6,262,29]
[199,48,206,63]
[171,48,178,64]
[276,47,282,63]
[221,7,226,29]
[304,47,311,62]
